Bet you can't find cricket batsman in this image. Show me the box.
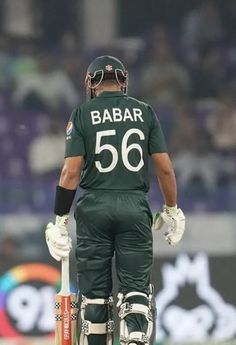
[45,55,185,345]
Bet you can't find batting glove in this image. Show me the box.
[153,205,185,246]
[45,215,72,261]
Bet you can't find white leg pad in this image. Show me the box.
[117,288,153,345]
[79,295,114,345]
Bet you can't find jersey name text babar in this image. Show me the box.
[91,108,144,125]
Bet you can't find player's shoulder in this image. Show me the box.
[125,95,158,121]
[76,97,101,112]
[71,96,156,117]
[124,95,151,110]
[69,100,91,117]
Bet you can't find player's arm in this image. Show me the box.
[148,106,185,245]
[59,156,83,190]
[152,152,185,245]
[152,152,177,207]
[53,156,83,218]
[45,156,83,262]
[45,107,85,261]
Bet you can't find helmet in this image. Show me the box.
[85,55,128,100]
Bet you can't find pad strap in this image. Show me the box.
[126,291,147,298]
[81,320,115,335]
[117,291,147,307]
[120,331,149,344]
[119,302,152,321]
[128,331,149,343]
[82,295,113,306]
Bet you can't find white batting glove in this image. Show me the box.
[45,215,72,261]
[153,205,185,246]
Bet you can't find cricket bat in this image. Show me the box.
[54,257,77,345]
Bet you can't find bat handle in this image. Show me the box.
[60,257,70,295]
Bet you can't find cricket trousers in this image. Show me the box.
[75,190,153,345]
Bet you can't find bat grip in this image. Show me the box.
[60,257,70,295]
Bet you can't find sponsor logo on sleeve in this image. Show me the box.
[66,121,73,136]
[66,121,73,140]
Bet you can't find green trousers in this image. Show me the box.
[75,190,153,344]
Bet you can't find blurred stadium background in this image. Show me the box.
[0,0,236,344]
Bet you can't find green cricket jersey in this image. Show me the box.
[65,91,167,192]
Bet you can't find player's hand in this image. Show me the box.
[153,205,185,246]
[45,215,72,261]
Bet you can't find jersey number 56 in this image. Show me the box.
[95,129,145,173]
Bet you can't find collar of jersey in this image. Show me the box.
[97,91,123,98]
